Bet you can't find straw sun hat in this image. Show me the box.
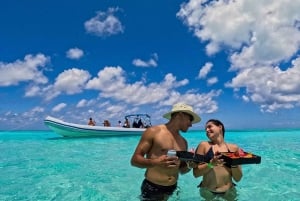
[163,103,201,124]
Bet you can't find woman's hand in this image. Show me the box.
[210,152,224,166]
[186,161,198,169]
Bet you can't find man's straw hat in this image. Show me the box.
[163,103,201,124]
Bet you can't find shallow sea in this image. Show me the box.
[0,129,299,201]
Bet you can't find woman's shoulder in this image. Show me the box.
[197,141,211,148]
[195,141,210,154]
[226,143,239,151]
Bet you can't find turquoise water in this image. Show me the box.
[0,129,299,201]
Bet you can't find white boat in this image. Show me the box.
[44,114,151,137]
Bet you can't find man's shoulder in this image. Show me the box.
[142,124,163,135]
[146,124,165,131]
[143,124,172,138]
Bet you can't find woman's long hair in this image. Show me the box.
[206,119,225,137]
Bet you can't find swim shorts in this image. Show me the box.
[140,179,177,201]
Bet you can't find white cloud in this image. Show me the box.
[54,68,91,94]
[0,54,49,86]
[207,77,218,86]
[132,53,158,67]
[66,48,84,60]
[76,99,96,108]
[88,109,94,114]
[23,106,45,118]
[76,99,87,108]
[242,95,250,102]
[25,85,41,97]
[132,58,157,67]
[86,66,125,91]
[12,62,221,126]
[43,68,91,100]
[198,62,213,79]
[226,57,300,112]
[159,89,222,114]
[84,66,220,114]
[84,7,124,37]
[177,0,300,112]
[52,103,67,112]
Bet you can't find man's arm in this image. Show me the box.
[130,128,154,168]
[131,127,168,168]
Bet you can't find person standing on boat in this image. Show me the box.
[130,103,201,201]
[117,120,122,127]
[88,117,96,126]
[123,117,130,128]
[103,120,111,127]
[192,119,243,200]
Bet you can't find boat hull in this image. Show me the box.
[44,116,146,137]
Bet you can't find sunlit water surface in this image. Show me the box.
[0,129,299,201]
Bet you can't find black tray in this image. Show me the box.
[176,151,205,163]
[220,152,261,166]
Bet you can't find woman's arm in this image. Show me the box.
[228,144,243,182]
[193,162,213,178]
[231,165,243,182]
[193,142,213,177]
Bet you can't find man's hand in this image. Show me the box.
[150,155,180,168]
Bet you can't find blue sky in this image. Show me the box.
[1,0,300,130]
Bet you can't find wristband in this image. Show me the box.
[231,165,238,168]
[207,162,214,169]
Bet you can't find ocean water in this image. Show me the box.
[0,129,299,201]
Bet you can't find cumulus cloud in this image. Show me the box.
[159,89,222,114]
[52,103,67,112]
[25,85,41,97]
[207,77,218,86]
[43,68,91,100]
[76,99,88,108]
[23,106,44,118]
[226,58,300,112]
[76,99,96,108]
[15,62,221,125]
[86,66,125,91]
[198,62,213,79]
[0,54,49,86]
[84,7,124,37]
[86,66,222,114]
[66,48,84,60]
[88,109,94,114]
[84,66,220,113]
[177,0,300,112]
[132,53,158,67]
[54,68,91,94]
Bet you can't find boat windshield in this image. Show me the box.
[124,114,151,128]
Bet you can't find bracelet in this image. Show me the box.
[231,165,238,168]
[207,162,214,169]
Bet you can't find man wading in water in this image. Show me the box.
[131,103,201,201]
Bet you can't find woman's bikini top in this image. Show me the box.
[203,143,231,163]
